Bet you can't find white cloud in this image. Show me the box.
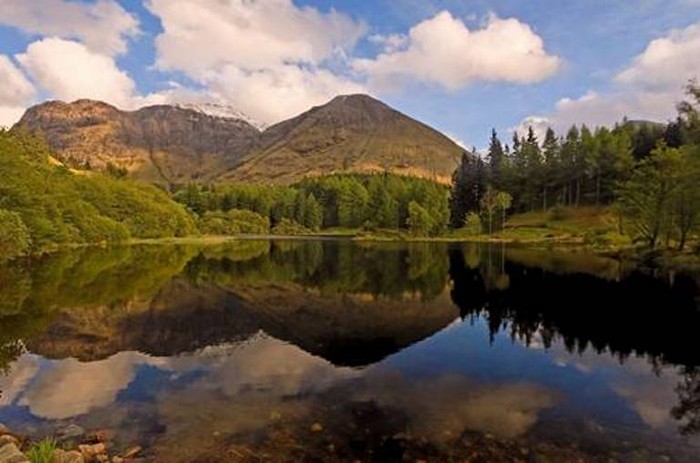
[17,38,137,108]
[0,106,27,128]
[148,0,364,76]
[517,20,700,134]
[0,55,35,106]
[616,22,700,90]
[354,11,561,91]
[0,0,139,56]
[146,0,368,124]
[206,64,365,124]
[0,55,35,126]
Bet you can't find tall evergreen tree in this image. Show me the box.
[449,152,487,228]
[487,129,506,190]
[541,127,559,210]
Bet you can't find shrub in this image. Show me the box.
[271,218,313,236]
[199,209,270,235]
[461,212,483,236]
[0,209,31,260]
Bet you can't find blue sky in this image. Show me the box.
[1,0,700,148]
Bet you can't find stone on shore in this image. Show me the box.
[53,449,85,463]
[0,442,29,463]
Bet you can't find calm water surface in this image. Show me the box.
[0,240,699,462]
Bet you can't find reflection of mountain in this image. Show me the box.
[449,247,700,367]
[20,241,456,367]
[27,279,457,367]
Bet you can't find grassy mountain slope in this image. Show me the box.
[223,94,462,184]
[0,130,196,254]
[16,95,463,186]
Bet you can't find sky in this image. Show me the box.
[1,0,700,149]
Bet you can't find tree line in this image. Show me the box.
[450,81,700,249]
[174,173,450,236]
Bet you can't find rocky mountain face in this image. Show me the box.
[16,99,260,183]
[15,95,463,185]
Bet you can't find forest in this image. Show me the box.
[450,82,700,249]
[0,83,699,260]
[0,129,196,260]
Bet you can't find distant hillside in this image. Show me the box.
[15,99,260,184]
[15,95,464,185]
[222,94,462,184]
[0,130,196,256]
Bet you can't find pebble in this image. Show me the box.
[0,436,19,449]
[122,446,142,459]
[53,449,85,463]
[0,442,29,463]
[0,424,7,435]
[86,430,113,444]
[79,443,107,462]
[310,423,323,433]
[56,424,86,442]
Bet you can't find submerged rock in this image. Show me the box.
[57,424,86,442]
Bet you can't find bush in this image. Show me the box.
[199,209,270,235]
[461,212,483,236]
[271,218,313,236]
[0,209,31,260]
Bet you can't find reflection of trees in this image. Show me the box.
[673,366,700,435]
[186,241,450,300]
[450,247,700,366]
[450,245,700,435]
[0,245,198,370]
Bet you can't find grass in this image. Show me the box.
[26,438,57,463]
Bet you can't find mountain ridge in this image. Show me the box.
[14,94,464,185]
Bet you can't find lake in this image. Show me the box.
[0,240,699,462]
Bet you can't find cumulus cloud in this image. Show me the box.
[17,38,137,108]
[616,22,700,90]
[354,11,561,91]
[517,20,700,134]
[148,0,364,76]
[206,64,365,124]
[0,55,35,127]
[0,0,139,56]
[145,0,368,123]
[0,55,35,106]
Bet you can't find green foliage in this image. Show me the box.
[450,152,486,228]
[271,218,313,235]
[175,173,449,235]
[462,212,483,235]
[618,144,681,248]
[0,209,31,260]
[0,130,196,251]
[198,209,270,235]
[26,438,56,463]
[407,201,433,236]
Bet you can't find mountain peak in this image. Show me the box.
[174,102,268,131]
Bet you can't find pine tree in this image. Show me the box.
[487,129,506,190]
[541,127,559,210]
[449,152,487,228]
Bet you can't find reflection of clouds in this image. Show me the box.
[0,355,40,406]
[356,372,558,440]
[18,352,166,419]
[544,341,682,431]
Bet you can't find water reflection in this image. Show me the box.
[0,241,698,461]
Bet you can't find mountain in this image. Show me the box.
[175,102,268,131]
[15,94,464,185]
[223,94,462,184]
[16,99,260,183]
